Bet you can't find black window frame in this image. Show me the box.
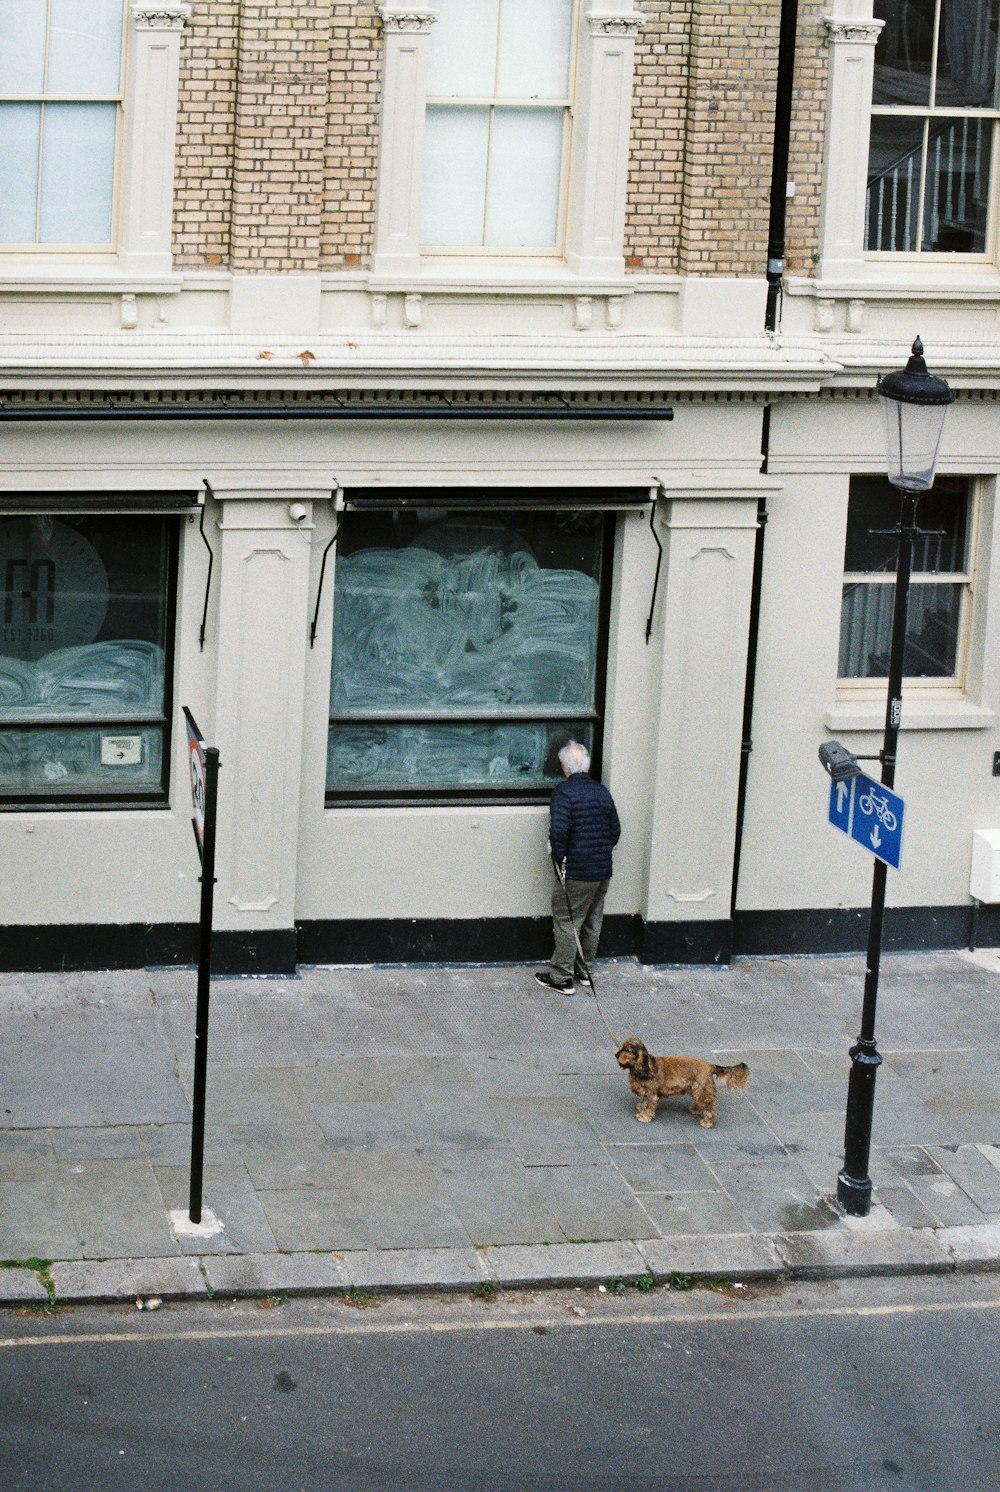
[0,512,180,811]
[326,505,615,807]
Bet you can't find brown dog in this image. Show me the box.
[615,1038,750,1128]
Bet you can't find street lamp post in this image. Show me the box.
[836,338,954,1216]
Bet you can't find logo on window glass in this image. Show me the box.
[0,519,109,661]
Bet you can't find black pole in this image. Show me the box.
[764,0,800,332]
[837,489,917,1215]
[188,745,220,1225]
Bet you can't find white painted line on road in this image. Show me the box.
[3,1293,1000,1351]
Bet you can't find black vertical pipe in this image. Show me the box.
[188,745,221,1224]
[732,2,800,935]
[837,490,917,1215]
[765,0,800,332]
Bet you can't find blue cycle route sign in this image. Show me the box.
[827,773,905,870]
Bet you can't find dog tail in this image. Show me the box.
[713,1062,750,1090]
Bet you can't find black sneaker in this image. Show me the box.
[574,965,593,988]
[534,971,575,995]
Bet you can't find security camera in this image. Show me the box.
[288,503,308,523]
[818,740,862,782]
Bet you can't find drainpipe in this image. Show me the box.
[765,0,800,333]
[730,0,799,939]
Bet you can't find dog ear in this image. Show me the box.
[633,1044,654,1081]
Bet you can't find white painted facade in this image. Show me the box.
[2,0,999,969]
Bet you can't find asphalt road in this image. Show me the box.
[2,1274,998,1491]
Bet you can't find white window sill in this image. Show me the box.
[365,261,647,295]
[786,266,1000,302]
[0,259,181,294]
[825,698,996,732]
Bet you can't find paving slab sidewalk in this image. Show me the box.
[1,949,999,1305]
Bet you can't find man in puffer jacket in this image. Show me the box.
[535,740,621,995]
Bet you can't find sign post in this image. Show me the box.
[827,772,905,871]
[182,708,220,1225]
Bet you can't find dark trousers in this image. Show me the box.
[549,875,609,982]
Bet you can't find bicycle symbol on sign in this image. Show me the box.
[857,787,897,833]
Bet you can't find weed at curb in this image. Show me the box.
[633,1272,656,1292]
[471,1280,500,1302]
[2,1257,56,1306]
[668,1271,693,1291]
[343,1289,378,1310]
[256,1293,288,1309]
[606,1276,626,1296]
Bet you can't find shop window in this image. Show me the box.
[0,0,125,245]
[327,507,609,800]
[867,0,999,254]
[421,0,576,250]
[0,514,176,804]
[839,474,973,683]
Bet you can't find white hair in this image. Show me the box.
[558,741,590,775]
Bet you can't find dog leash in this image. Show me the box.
[555,859,622,1048]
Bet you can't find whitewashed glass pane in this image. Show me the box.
[427,0,499,97]
[328,720,594,791]
[0,103,40,241]
[485,107,563,246]
[497,0,573,99]
[421,105,489,246]
[48,0,124,94]
[39,102,116,242]
[0,1,48,92]
[0,724,163,796]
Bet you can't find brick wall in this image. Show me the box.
[173,1,240,267]
[173,0,382,271]
[624,0,690,275]
[321,2,380,270]
[678,0,781,278]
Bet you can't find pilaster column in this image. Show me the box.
[565,5,645,278]
[372,4,439,277]
[817,1,885,279]
[117,3,191,277]
[211,496,317,969]
[641,499,758,963]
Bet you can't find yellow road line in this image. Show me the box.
[2,1294,1000,1350]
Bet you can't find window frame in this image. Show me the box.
[866,0,1000,260]
[0,511,179,810]
[837,473,980,698]
[325,505,614,808]
[372,0,644,279]
[421,0,580,256]
[0,0,128,252]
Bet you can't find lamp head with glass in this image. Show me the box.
[876,337,955,493]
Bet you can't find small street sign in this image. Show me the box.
[827,772,905,871]
[183,707,207,863]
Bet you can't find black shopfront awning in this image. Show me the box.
[342,486,654,511]
[0,491,200,513]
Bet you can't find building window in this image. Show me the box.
[328,507,609,800]
[0,0,125,246]
[421,0,576,250]
[866,0,999,253]
[839,474,973,683]
[0,514,176,803]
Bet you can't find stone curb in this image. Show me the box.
[9,1225,1000,1307]
[0,1266,51,1304]
[50,1256,208,1305]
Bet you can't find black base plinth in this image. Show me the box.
[836,1169,873,1217]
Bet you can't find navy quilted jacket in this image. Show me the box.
[550,771,621,881]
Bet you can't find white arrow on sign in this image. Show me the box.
[836,781,849,813]
[871,825,881,849]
